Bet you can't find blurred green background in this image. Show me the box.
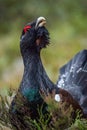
[0,0,87,92]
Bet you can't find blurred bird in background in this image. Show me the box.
[57,50,87,118]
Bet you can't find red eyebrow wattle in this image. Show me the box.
[24,25,31,33]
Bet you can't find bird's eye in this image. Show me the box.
[23,25,31,33]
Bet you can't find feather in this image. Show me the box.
[57,50,87,116]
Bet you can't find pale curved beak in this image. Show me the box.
[35,16,46,29]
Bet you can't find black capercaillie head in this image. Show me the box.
[20,17,50,53]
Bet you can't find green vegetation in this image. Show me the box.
[0,0,87,129]
[0,89,87,130]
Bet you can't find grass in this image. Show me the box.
[0,89,87,130]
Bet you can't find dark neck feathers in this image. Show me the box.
[20,47,58,98]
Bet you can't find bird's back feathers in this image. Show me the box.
[57,49,87,116]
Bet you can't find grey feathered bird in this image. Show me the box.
[9,17,86,130]
[9,17,59,130]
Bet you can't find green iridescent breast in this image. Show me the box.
[22,88,42,102]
